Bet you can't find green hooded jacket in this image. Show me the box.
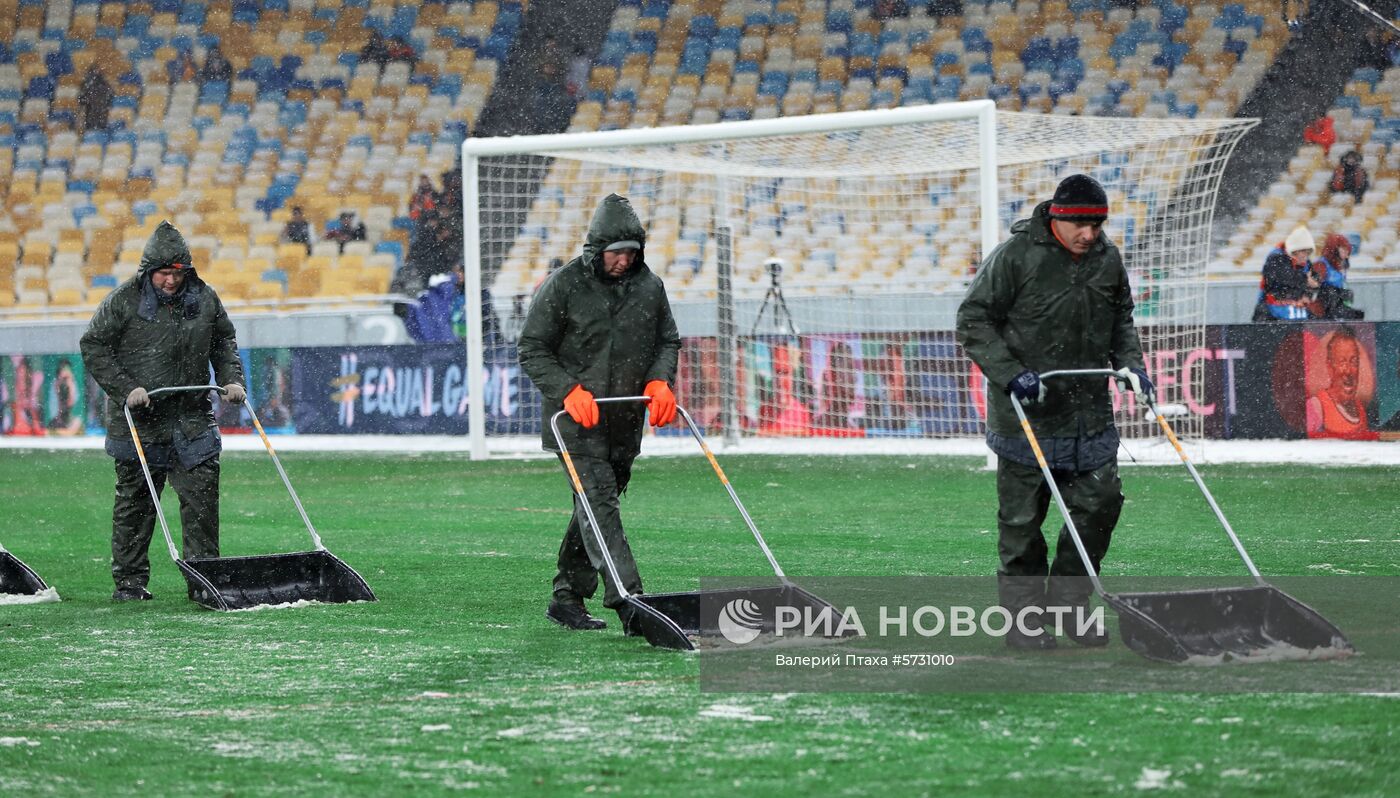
[80,221,244,459]
[956,201,1145,440]
[518,194,681,460]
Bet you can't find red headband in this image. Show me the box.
[1050,204,1109,218]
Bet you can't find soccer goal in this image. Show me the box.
[461,101,1256,460]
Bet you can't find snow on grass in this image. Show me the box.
[1134,767,1183,790]
[698,704,775,722]
[0,737,40,747]
[229,599,373,612]
[0,587,60,604]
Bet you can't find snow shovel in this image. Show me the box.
[551,397,841,651]
[0,541,58,603]
[1011,369,1352,663]
[125,385,376,611]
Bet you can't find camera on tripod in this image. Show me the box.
[764,257,784,282]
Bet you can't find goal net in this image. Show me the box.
[462,102,1256,459]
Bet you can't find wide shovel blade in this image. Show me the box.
[621,596,695,650]
[0,552,54,600]
[1106,586,1354,664]
[626,584,846,650]
[178,550,377,611]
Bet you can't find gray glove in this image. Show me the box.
[126,387,150,408]
[223,384,246,404]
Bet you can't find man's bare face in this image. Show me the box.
[1050,218,1103,256]
[152,267,187,296]
[602,248,637,278]
[1327,336,1360,402]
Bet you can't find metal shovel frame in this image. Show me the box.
[1012,369,1353,663]
[124,385,376,610]
[551,396,840,651]
[0,539,57,602]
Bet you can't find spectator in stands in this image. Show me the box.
[927,0,963,15]
[281,206,314,254]
[1253,225,1320,321]
[1303,114,1336,157]
[874,0,909,19]
[1306,328,1378,440]
[530,36,573,130]
[79,66,112,133]
[1310,232,1364,320]
[409,174,438,222]
[395,262,506,349]
[566,45,591,98]
[397,266,464,344]
[387,36,418,71]
[1329,149,1369,203]
[401,211,452,293]
[168,49,198,84]
[199,44,233,85]
[360,31,391,74]
[439,168,462,217]
[324,211,366,253]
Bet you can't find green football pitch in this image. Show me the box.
[1,450,1397,796]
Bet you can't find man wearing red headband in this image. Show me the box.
[957,174,1151,651]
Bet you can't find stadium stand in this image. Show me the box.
[493,0,1297,301]
[1,0,525,318]
[1214,49,1400,278]
[1,0,1395,317]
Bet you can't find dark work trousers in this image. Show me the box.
[995,456,1123,612]
[553,453,643,610]
[111,457,221,589]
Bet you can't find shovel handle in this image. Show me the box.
[1010,398,1105,596]
[549,395,790,592]
[1037,372,1266,585]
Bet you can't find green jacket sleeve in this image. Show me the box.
[1108,266,1146,372]
[79,294,140,402]
[644,289,681,386]
[517,276,580,403]
[956,243,1025,390]
[208,293,244,388]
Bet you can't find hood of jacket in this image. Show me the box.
[582,194,648,281]
[139,220,195,275]
[136,220,204,320]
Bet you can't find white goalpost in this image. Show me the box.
[461,101,1256,460]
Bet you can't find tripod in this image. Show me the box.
[750,260,799,337]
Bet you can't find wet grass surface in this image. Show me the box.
[0,451,1397,796]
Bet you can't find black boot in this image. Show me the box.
[546,600,607,630]
[1005,625,1057,651]
[112,585,153,602]
[1063,613,1111,647]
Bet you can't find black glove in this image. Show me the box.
[1117,367,1155,403]
[1007,370,1045,405]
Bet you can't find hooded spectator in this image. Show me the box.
[1253,225,1319,321]
[1330,150,1369,203]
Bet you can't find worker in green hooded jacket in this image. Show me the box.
[956,175,1153,651]
[519,194,682,634]
[80,220,245,602]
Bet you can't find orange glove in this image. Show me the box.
[563,384,599,428]
[644,380,676,427]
